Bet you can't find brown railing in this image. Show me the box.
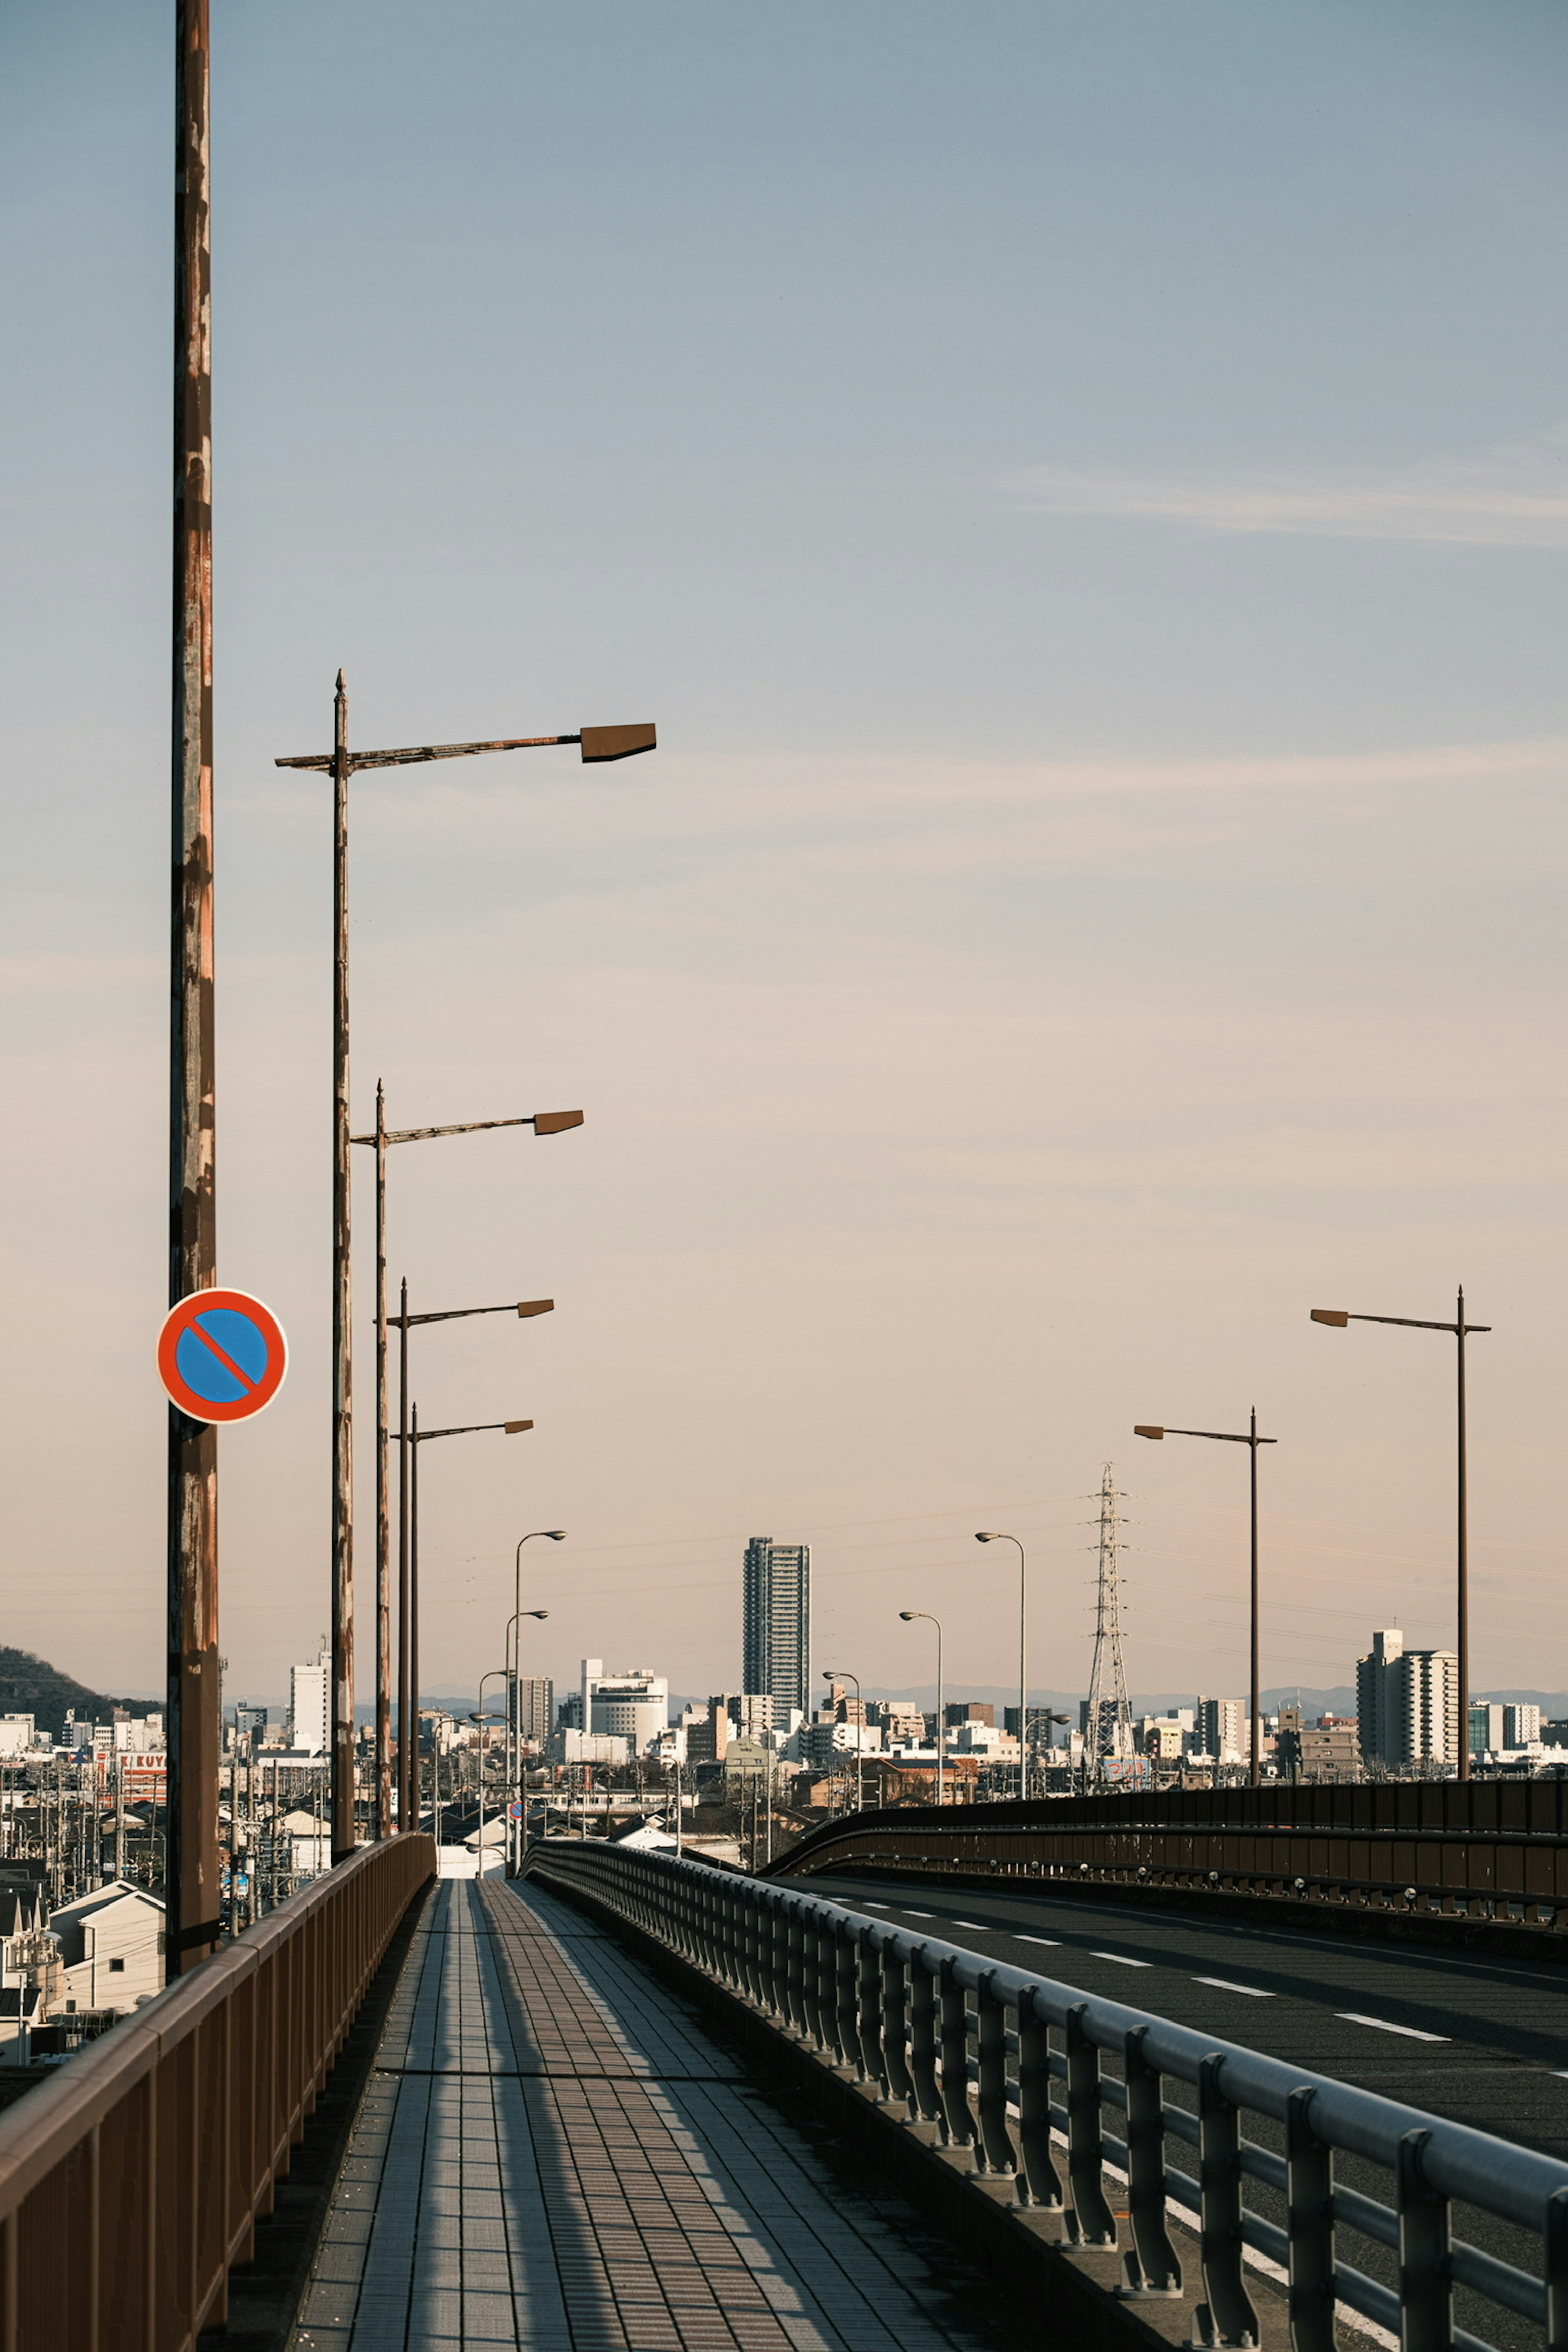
[0,1832,434,2352]
[772,1782,1568,1924]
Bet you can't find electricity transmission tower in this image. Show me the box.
[1084,1464,1132,1773]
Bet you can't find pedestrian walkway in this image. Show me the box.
[291,1875,1032,2352]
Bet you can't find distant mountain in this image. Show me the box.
[0,1648,154,1735]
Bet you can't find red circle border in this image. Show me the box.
[158,1288,289,1423]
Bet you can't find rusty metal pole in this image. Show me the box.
[374,1083,391,1838]
[1457,1286,1470,1784]
[410,1401,421,1834]
[397,1278,410,1829]
[167,0,220,1982]
[1249,1410,1260,1790]
[332,673,356,1860]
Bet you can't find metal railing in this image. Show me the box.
[771,1783,1568,1926]
[527,1838,1568,2352]
[0,1831,434,2352]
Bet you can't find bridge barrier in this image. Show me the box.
[768,1782,1568,1927]
[526,1837,1568,2352]
[0,1831,434,2352]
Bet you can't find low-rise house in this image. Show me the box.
[50,1882,164,2015]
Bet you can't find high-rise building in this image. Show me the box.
[513,1678,553,1744]
[1505,1703,1541,1748]
[743,1539,811,1718]
[289,1647,329,1757]
[1357,1629,1459,1769]
[1197,1697,1245,1761]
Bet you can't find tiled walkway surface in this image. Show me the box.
[291,1876,1029,2352]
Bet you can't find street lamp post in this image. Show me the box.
[470,1679,508,1880]
[898,1612,945,1808]
[406,1411,532,1834]
[1311,1290,1490,1781]
[1135,1413,1277,1787]
[508,1535,564,1868]
[274,694,655,1862]
[975,1532,1029,1800]
[355,1108,581,1840]
[822,1668,863,1813]
[389,1290,555,1832]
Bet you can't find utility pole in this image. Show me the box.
[167,0,220,1981]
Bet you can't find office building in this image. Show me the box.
[743,1538,811,1719]
[290,1648,329,1758]
[1506,1703,1541,1748]
[1357,1629,1459,1769]
[1469,1702,1504,1757]
[581,1662,669,1756]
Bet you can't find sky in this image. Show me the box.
[3,2,1567,1718]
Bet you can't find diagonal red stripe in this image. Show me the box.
[190,1319,257,1393]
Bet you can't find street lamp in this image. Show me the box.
[821,1668,863,1813]
[390,1292,555,1835]
[975,1533,1029,1801]
[275,681,654,1862]
[508,1535,564,1869]
[471,1675,509,1880]
[898,1612,945,1809]
[1310,1290,1490,1781]
[354,1109,578,1841]
[406,1412,532,1834]
[1135,1413,1277,1788]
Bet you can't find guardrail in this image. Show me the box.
[527,1838,1568,2352]
[771,1786,1568,1925]
[0,1831,434,2352]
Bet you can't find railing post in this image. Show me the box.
[1285,2085,1336,2352]
[975,1972,1015,2175]
[858,1931,885,2089]
[937,1958,973,2149]
[784,1900,806,2036]
[1015,1988,1062,2209]
[1192,2054,1259,2348]
[1546,2186,1568,2352]
[882,1945,916,2112]
[835,1922,862,2072]
[1397,2129,1452,2352]
[1120,2028,1181,2295]
[1064,2003,1116,2246]
[908,1951,943,2123]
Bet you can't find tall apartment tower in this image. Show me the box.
[743,1539,811,1718]
[289,1644,330,1757]
[1357,1628,1460,1770]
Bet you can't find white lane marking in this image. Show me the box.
[1091,1951,1153,1967]
[1194,1977,1274,1998]
[904,1911,935,1919]
[953,1920,988,1930]
[1016,1934,1060,1946]
[860,1901,888,1909]
[1336,2012,1449,2043]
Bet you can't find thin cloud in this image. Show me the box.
[1016,428,1568,549]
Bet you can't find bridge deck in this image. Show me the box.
[292,1876,1026,2352]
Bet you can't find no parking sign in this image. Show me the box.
[158,1289,288,1423]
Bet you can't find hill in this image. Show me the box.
[0,1648,154,1734]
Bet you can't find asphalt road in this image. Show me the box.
[804,1871,1568,2159]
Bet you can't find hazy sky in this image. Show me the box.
[4,3,1568,1714]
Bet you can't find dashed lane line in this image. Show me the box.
[1337,2012,1449,2043]
[1193,1977,1274,1998]
[1091,1951,1153,1967]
